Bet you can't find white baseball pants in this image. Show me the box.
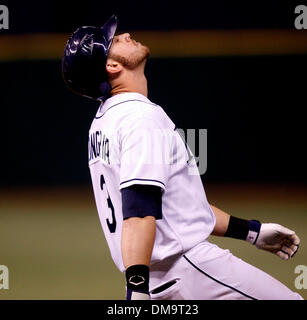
[149,241,303,300]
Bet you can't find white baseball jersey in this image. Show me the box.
[88,92,215,273]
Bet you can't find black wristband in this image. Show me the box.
[224,216,249,240]
[125,264,149,293]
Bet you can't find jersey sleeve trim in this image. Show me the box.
[119,178,165,191]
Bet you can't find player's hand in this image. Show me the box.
[255,223,300,260]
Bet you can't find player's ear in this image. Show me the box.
[106,58,123,75]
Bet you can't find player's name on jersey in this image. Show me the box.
[88,130,110,165]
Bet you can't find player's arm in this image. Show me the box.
[122,216,156,267]
[210,204,300,260]
[121,185,162,300]
[210,204,230,236]
[121,216,155,300]
[119,116,168,299]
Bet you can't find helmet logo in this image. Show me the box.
[80,34,94,54]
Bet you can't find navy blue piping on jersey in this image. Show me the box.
[120,178,165,188]
[95,99,158,119]
[183,255,258,300]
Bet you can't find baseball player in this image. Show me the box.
[62,15,303,300]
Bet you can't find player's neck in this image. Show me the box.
[110,78,148,97]
[109,62,148,98]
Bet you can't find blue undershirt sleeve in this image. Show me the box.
[121,184,163,220]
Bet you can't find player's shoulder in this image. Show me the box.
[96,92,175,133]
[112,93,169,123]
[120,93,161,118]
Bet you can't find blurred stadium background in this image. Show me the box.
[0,0,306,299]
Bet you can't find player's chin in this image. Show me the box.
[142,45,150,59]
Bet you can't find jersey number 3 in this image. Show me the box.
[100,174,116,233]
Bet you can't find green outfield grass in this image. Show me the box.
[0,183,306,300]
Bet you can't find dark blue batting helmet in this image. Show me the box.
[62,15,118,101]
